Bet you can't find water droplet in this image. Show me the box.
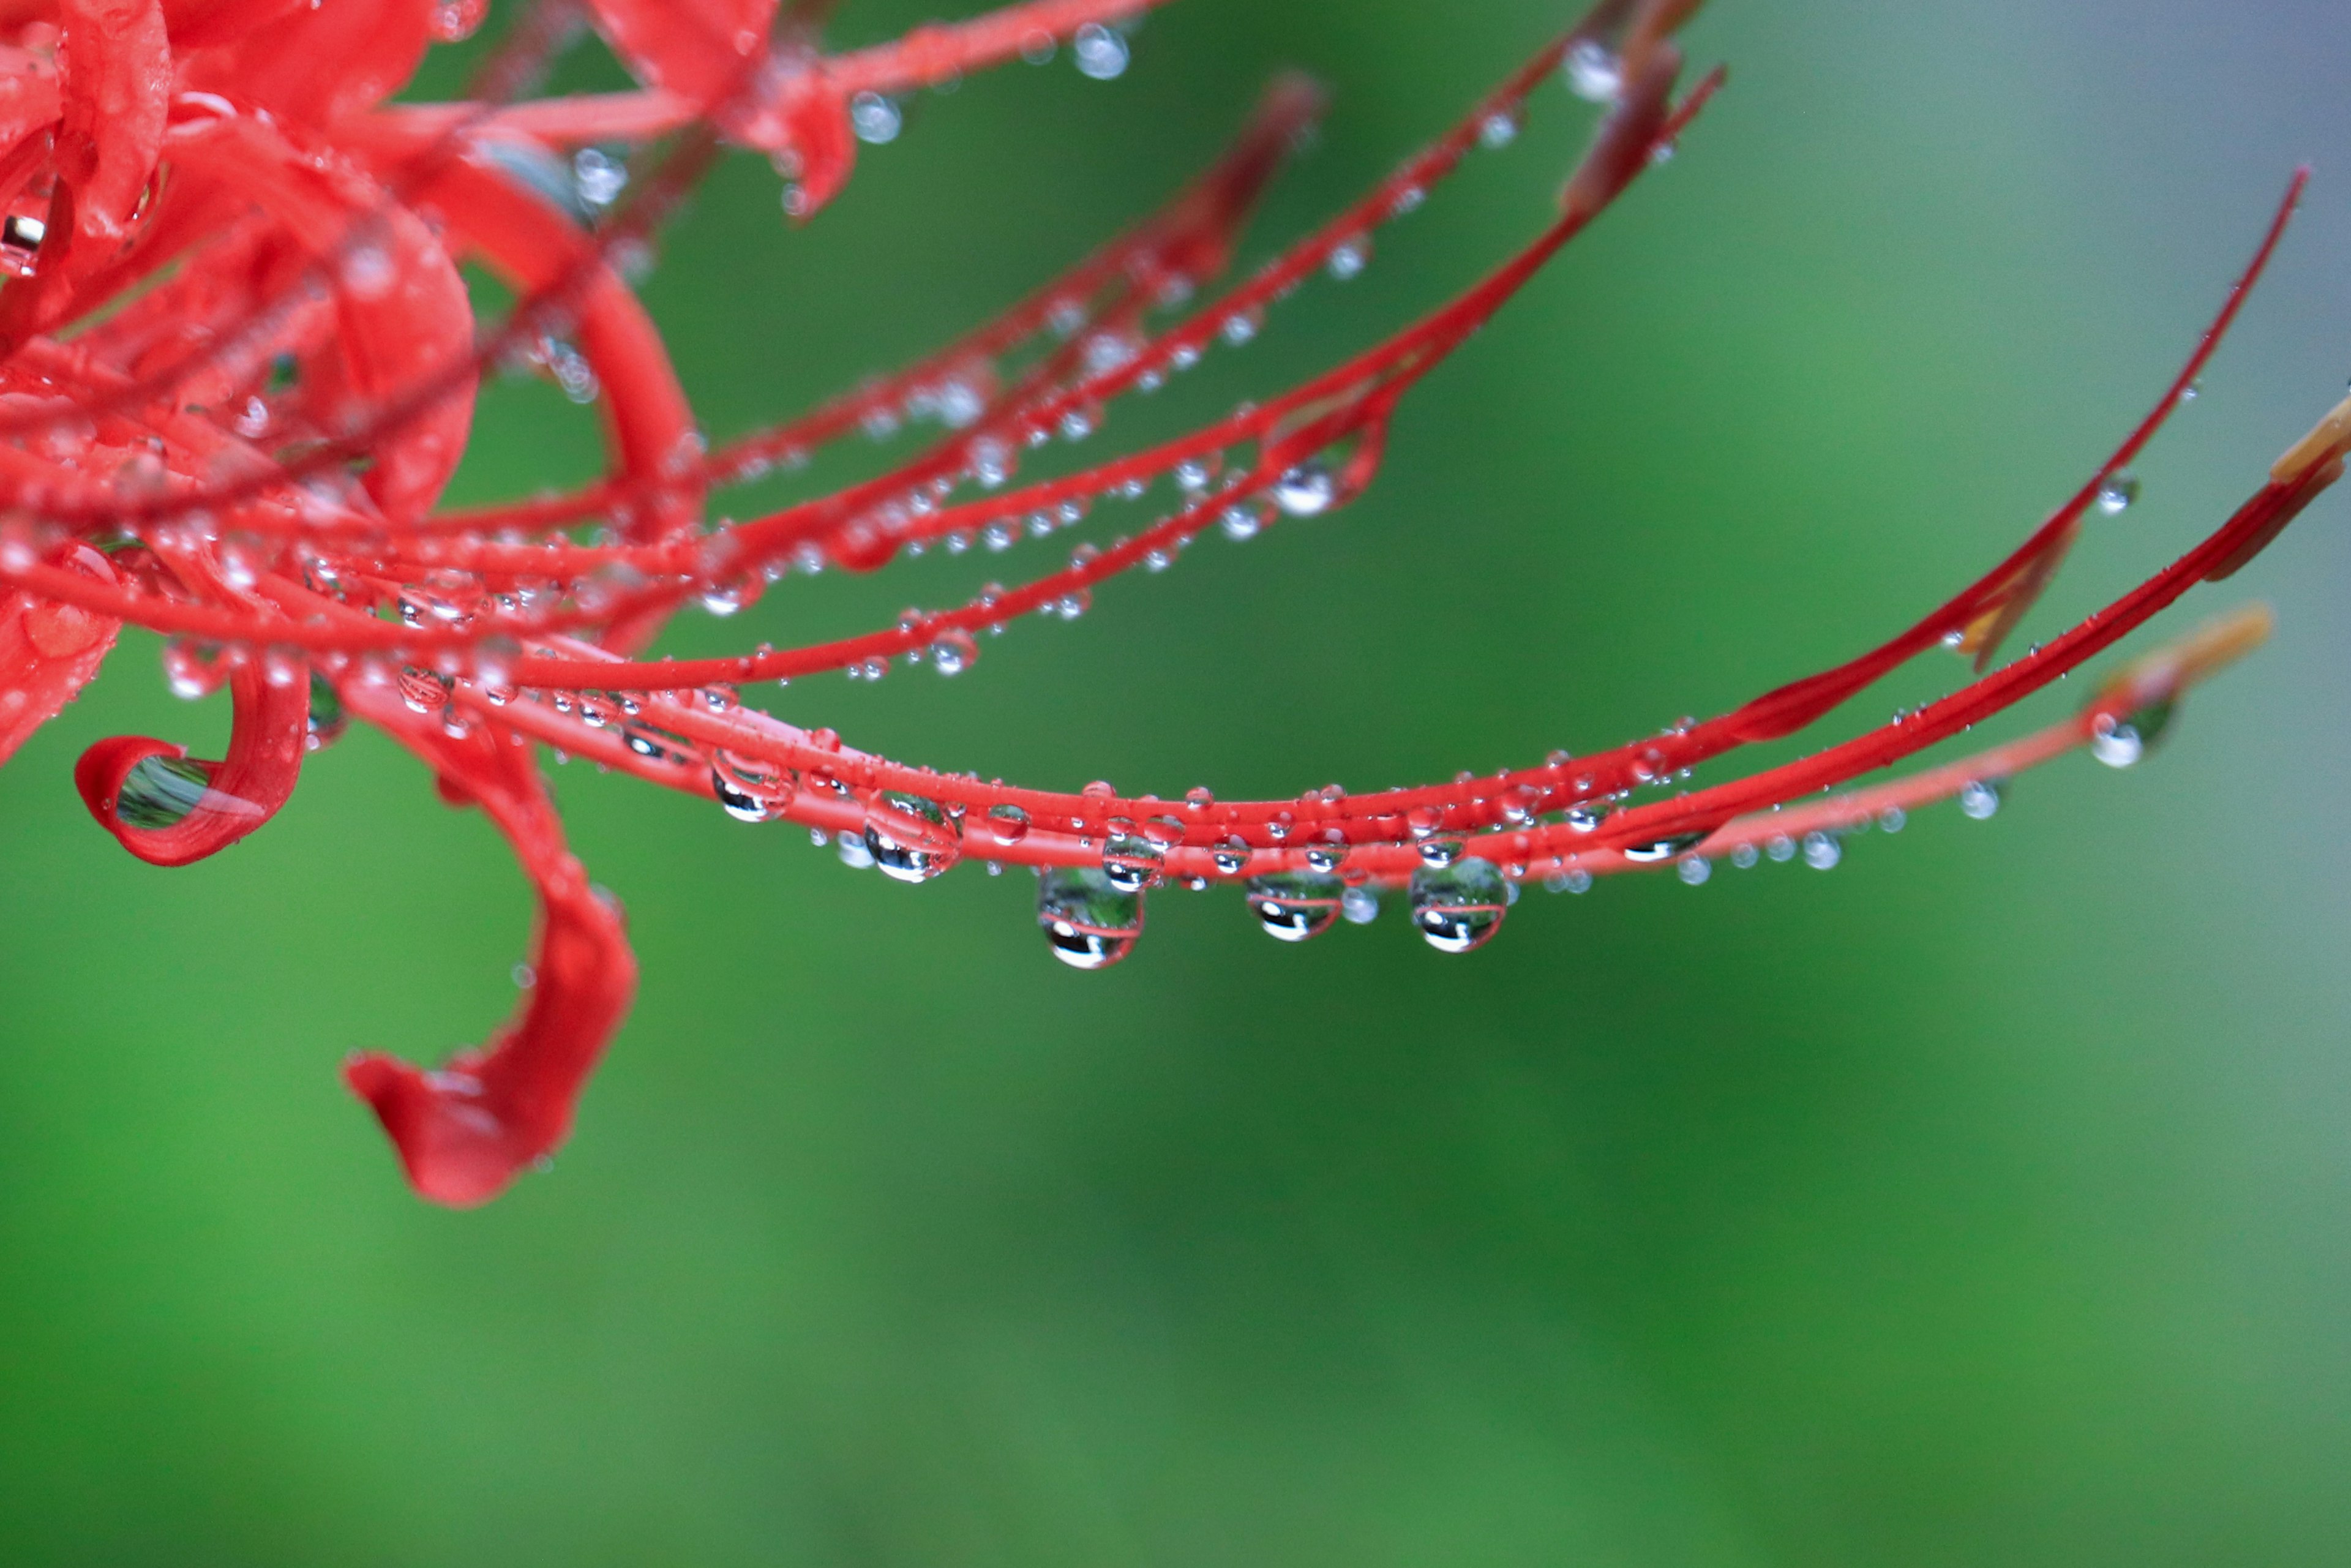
[1623,831,1708,865]
[1210,835,1251,875]
[2096,473,2140,516]
[836,830,877,869]
[1678,857,1712,885]
[1247,872,1346,942]
[1326,239,1368,281]
[864,793,961,882]
[929,628,980,676]
[986,803,1031,845]
[1411,860,1509,953]
[1219,503,1263,541]
[1565,804,1606,834]
[429,0,486,42]
[1303,839,1348,874]
[1728,842,1760,869]
[1958,779,2004,820]
[1038,866,1142,969]
[1072,22,1130,80]
[2091,700,2172,768]
[1479,111,1521,149]
[849,92,902,144]
[572,146,628,208]
[711,751,793,823]
[305,673,347,751]
[1564,39,1622,102]
[1802,831,1842,870]
[113,754,212,829]
[1341,885,1380,925]
[1272,459,1336,517]
[1499,784,1543,825]
[1419,837,1464,868]
[1101,830,1165,892]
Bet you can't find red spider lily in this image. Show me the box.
[0,0,2338,1206]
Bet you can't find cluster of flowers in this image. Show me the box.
[0,0,2337,1204]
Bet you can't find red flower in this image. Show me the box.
[0,0,2337,1204]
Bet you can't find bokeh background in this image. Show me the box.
[4,1,2350,1561]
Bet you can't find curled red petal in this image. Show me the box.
[342,691,637,1207]
[73,650,306,866]
[0,542,120,766]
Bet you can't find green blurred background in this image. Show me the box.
[4,1,2350,1561]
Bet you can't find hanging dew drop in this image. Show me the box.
[712,768,773,823]
[864,793,959,882]
[1622,831,1708,865]
[1802,831,1842,870]
[1304,840,1348,874]
[1272,460,1336,517]
[113,755,214,830]
[1038,866,1142,970]
[2096,473,2140,516]
[1100,831,1165,892]
[929,628,980,676]
[1411,860,1509,954]
[1564,39,1622,102]
[849,92,902,144]
[1071,22,1129,80]
[1246,872,1348,942]
[1958,779,2004,820]
[986,803,1031,845]
[2091,700,2172,768]
[1419,838,1464,868]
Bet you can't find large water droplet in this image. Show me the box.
[2091,700,2172,768]
[1564,39,1622,102]
[1272,460,1336,517]
[1071,22,1129,80]
[114,755,213,829]
[864,793,960,882]
[1958,779,2004,820]
[1411,859,1509,954]
[1101,830,1165,892]
[986,803,1031,845]
[573,146,628,208]
[849,92,902,144]
[1246,872,1346,942]
[1038,866,1142,970]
